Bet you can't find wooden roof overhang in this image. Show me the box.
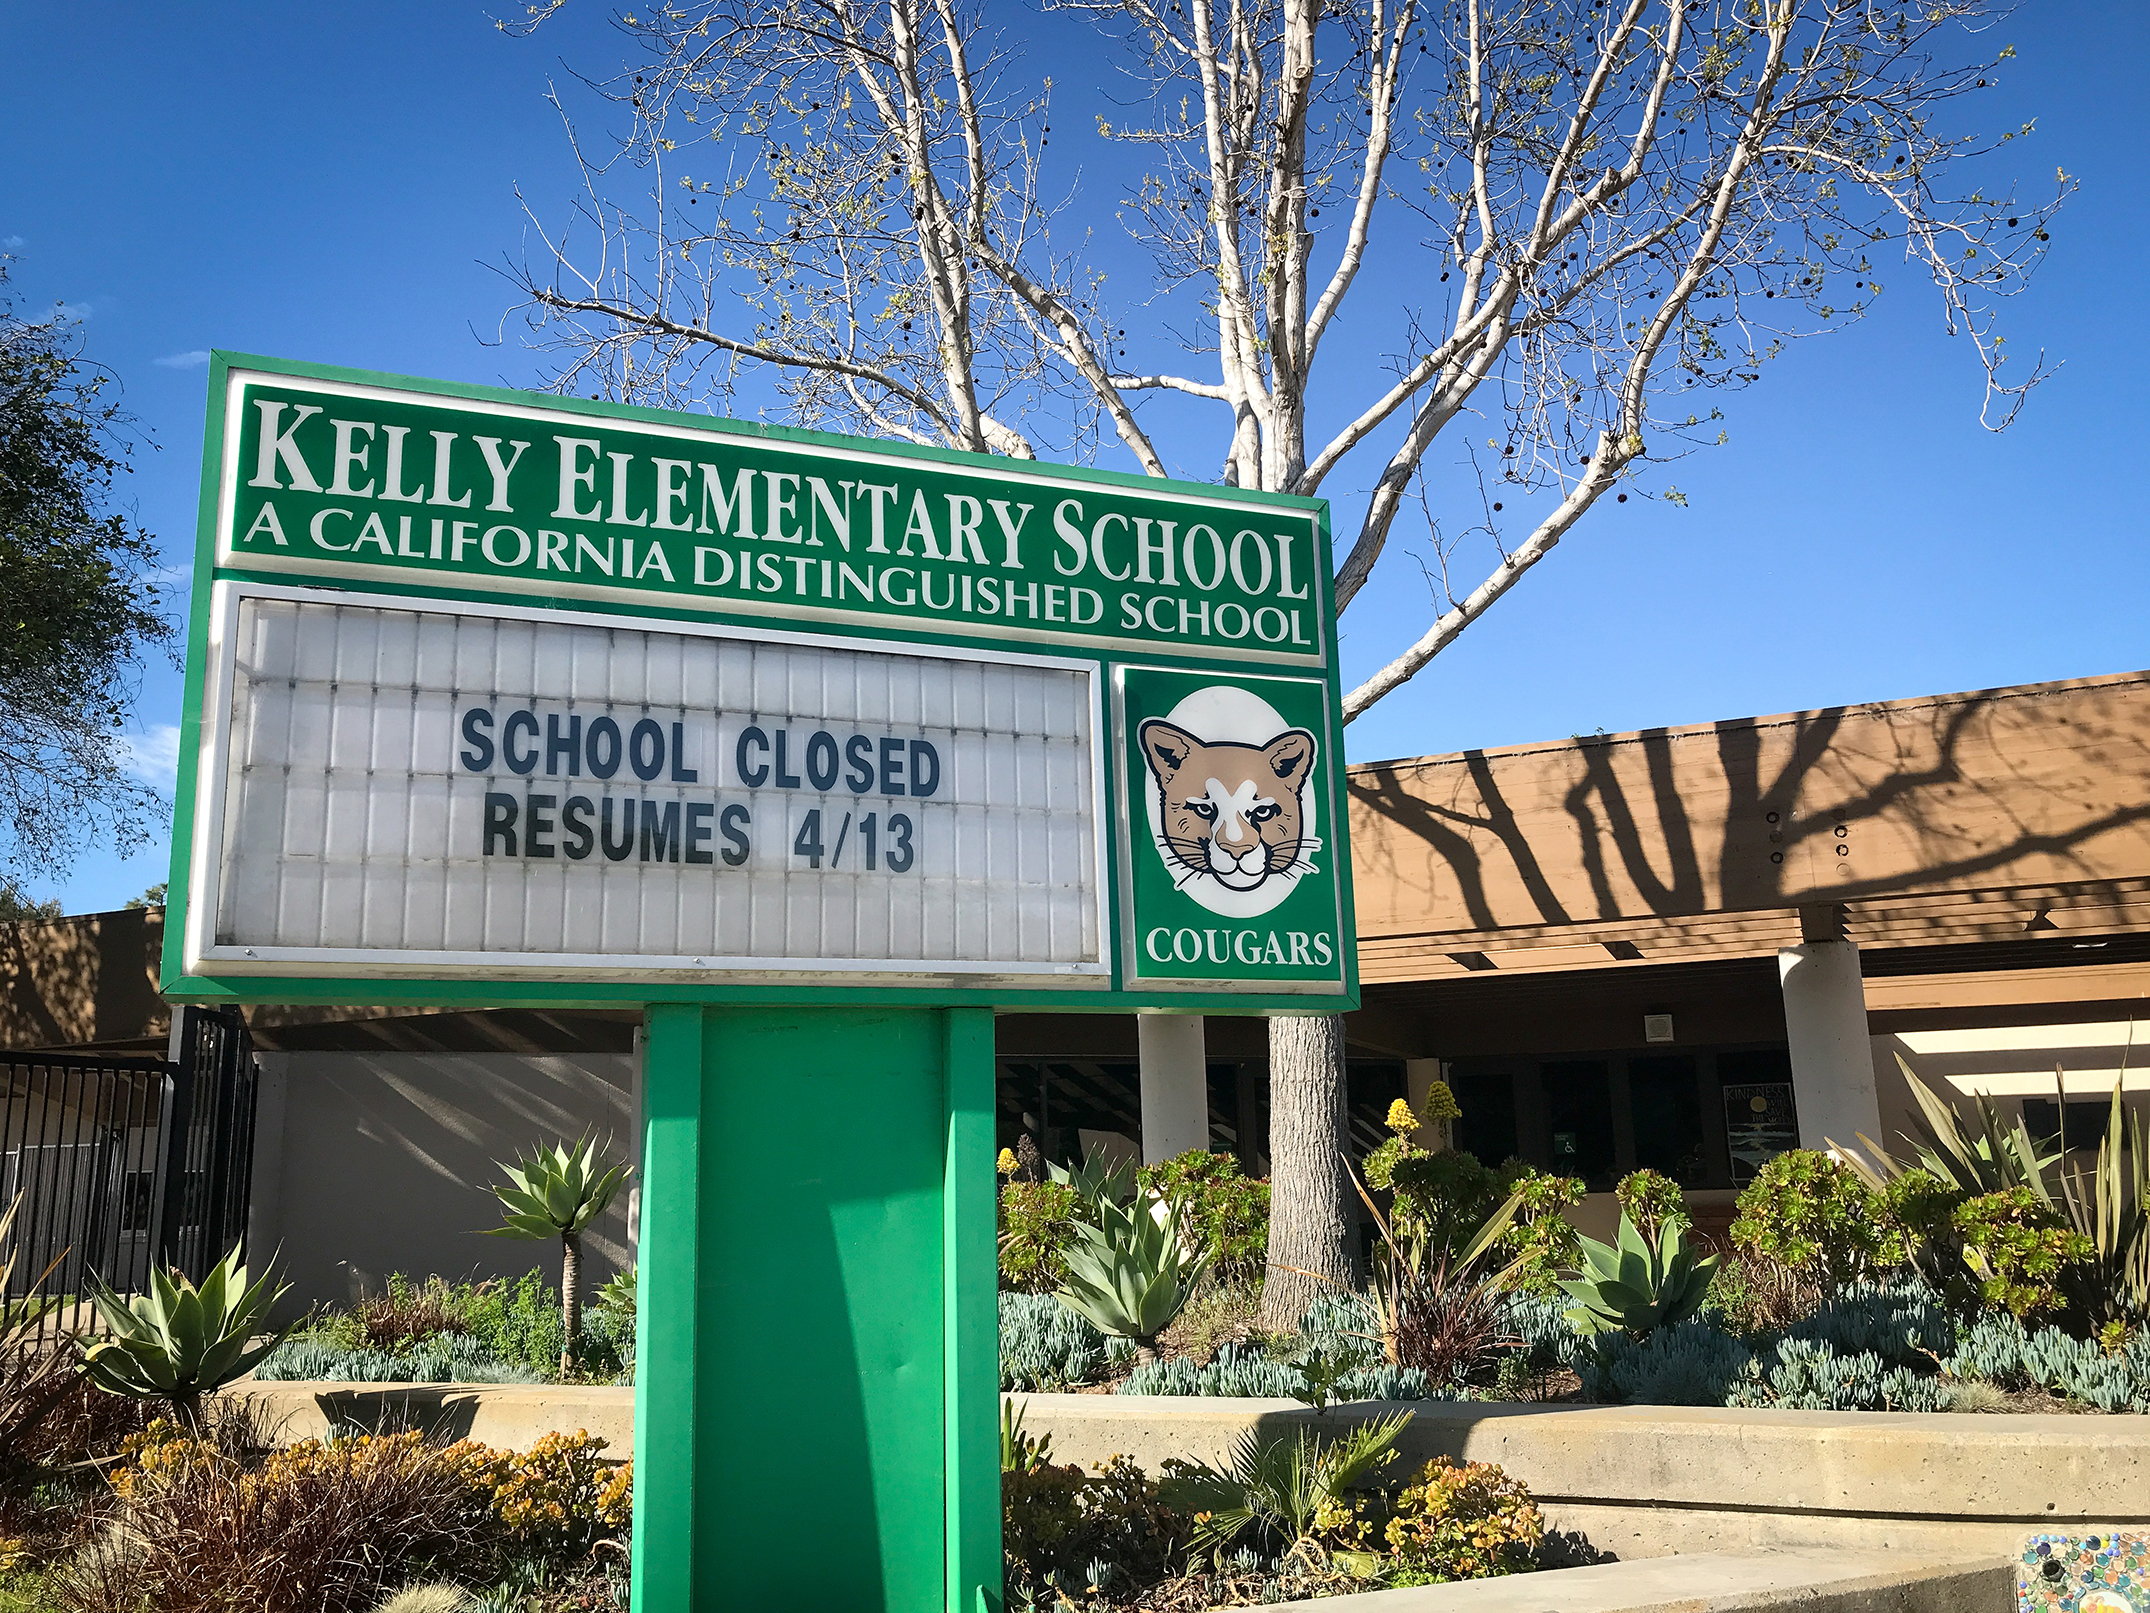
[1347,669,2150,988]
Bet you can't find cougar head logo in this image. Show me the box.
[1138,718,1318,894]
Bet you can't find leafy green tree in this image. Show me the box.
[0,261,175,887]
[0,879,61,921]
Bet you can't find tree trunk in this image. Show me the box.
[1259,1013,1354,1333]
[560,1231,583,1376]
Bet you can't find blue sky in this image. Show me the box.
[4,3,2145,913]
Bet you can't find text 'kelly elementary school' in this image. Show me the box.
[222,384,1328,658]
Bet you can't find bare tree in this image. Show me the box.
[498,0,2064,1326]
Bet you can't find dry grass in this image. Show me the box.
[15,1374,154,1468]
[1944,1379,2013,1414]
[1122,1564,1370,1609]
[1158,1277,1267,1364]
[53,1431,492,1613]
[0,1340,85,1466]
[1704,1248,1822,1337]
[353,1279,473,1352]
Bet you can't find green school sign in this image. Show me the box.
[162,354,1358,1611]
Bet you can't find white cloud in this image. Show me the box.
[121,725,182,790]
[154,350,210,369]
[2,236,23,250]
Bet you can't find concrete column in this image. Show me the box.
[1138,1014,1209,1163]
[1779,909,1882,1151]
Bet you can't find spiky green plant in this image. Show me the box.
[2028,1081,2149,1330]
[1342,1155,1524,1379]
[1161,1410,1411,1563]
[1558,1213,1720,1338]
[1048,1155,1137,1211]
[81,1245,291,1432]
[480,1135,630,1374]
[1001,1398,1055,1474]
[1835,1061,2144,1328]
[0,1194,84,1461]
[1834,1057,2057,1197]
[1054,1193,1207,1363]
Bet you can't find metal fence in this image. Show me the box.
[0,1006,259,1347]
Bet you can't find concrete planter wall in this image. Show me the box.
[240,1381,2149,1563]
[242,1381,636,1459]
[1018,1394,2150,1560]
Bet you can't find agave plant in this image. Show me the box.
[82,1244,291,1433]
[1054,1191,1206,1363]
[1048,1154,1137,1211]
[1558,1213,1719,1339]
[480,1134,630,1374]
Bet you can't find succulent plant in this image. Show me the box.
[1054,1192,1206,1361]
[1047,1154,1137,1210]
[481,1134,629,1374]
[1558,1213,1719,1339]
[82,1245,291,1432]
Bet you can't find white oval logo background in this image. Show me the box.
[1141,685,1320,920]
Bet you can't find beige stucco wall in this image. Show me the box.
[257,1050,635,1315]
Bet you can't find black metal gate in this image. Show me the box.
[159,1006,260,1285]
[0,1006,259,1346]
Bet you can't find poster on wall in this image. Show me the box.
[1723,1082,1800,1184]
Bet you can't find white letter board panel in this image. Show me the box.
[191,586,1105,982]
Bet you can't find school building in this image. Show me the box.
[4,667,2146,1303]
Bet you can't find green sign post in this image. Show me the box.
[163,354,1358,1611]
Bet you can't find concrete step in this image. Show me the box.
[1277,1547,2012,1613]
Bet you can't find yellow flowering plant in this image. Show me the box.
[110,1417,222,1498]
[1389,1463,1541,1579]
[1379,1458,1543,1582]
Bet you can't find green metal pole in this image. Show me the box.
[634,1002,712,1613]
[942,1006,1003,1613]
[629,1004,999,1611]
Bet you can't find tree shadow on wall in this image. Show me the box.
[1348,682,2150,932]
